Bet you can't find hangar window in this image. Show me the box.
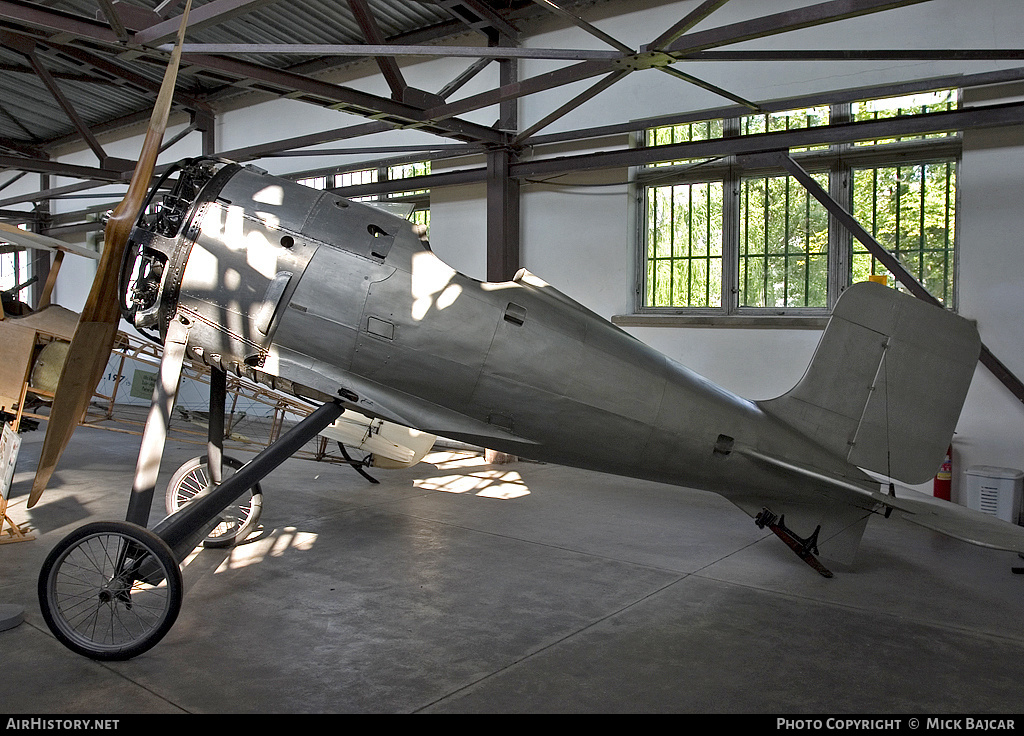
[639,90,959,316]
[1,225,31,303]
[296,160,431,234]
[1,250,19,292]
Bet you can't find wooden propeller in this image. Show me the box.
[28,1,193,507]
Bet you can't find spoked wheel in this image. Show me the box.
[165,455,262,548]
[38,521,182,661]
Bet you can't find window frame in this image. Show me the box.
[634,94,962,322]
[294,157,432,233]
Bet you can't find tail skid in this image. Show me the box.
[755,509,833,578]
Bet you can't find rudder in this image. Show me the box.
[759,281,980,485]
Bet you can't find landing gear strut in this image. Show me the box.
[38,317,344,659]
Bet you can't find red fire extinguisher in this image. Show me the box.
[934,444,952,501]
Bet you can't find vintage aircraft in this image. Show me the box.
[28,151,1024,660]
[16,0,1024,661]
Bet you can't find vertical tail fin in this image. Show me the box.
[759,281,980,485]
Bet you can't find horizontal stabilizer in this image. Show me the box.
[760,281,980,485]
[881,486,1024,554]
[739,446,1024,556]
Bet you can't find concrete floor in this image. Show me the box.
[1,422,1023,714]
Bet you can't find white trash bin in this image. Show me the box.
[965,466,1023,524]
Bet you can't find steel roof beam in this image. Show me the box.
[435,0,519,42]
[0,105,42,151]
[529,0,633,53]
[22,48,107,164]
[45,41,213,115]
[660,0,936,55]
[161,42,624,61]
[647,0,734,51]
[0,179,110,208]
[422,0,934,129]
[133,0,283,46]
[0,0,122,45]
[514,100,1024,178]
[331,99,1024,200]
[347,0,407,101]
[527,65,1024,147]
[0,154,124,181]
[657,65,760,110]
[95,0,128,43]
[438,57,492,100]
[0,0,506,149]
[678,49,1024,61]
[513,68,630,144]
[178,51,504,145]
[0,26,211,115]
[217,120,395,163]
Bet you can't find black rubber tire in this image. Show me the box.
[165,455,263,548]
[38,521,182,661]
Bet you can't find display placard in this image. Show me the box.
[1,421,21,501]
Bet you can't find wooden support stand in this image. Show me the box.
[0,502,34,544]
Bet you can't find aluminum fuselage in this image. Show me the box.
[127,162,867,513]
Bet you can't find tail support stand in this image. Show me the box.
[337,442,379,484]
[755,508,834,578]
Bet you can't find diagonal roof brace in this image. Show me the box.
[20,46,109,165]
[347,0,408,101]
[747,150,1024,407]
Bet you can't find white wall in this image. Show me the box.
[35,0,1024,501]
[948,82,1024,499]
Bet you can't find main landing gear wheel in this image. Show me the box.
[38,521,182,661]
[166,455,263,548]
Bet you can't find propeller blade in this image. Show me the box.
[28,1,193,507]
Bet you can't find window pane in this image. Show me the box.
[387,161,431,198]
[334,168,379,202]
[334,168,378,187]
[646,119,724,167]
[388,161,430,179]
[409,208,430,236]
[853,89,958,145]
[645,181,724,307]
[851,161,956,305]
[1,251,18,292]
[1,225,30,294]
[739,173,829,308]
[740,106,830,152]
[296,175,328,190]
